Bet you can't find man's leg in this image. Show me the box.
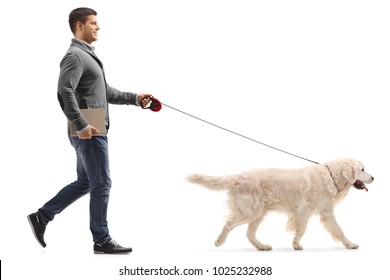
[37,145,90,225]
[75,136,132,254]
[28,139,90,247]
[72,136,112,244]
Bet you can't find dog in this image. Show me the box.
[187,158,374,250]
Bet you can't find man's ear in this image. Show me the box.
[76,21,83,32]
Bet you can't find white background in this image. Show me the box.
[1,0,389,279]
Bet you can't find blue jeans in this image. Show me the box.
[38,136,112,244]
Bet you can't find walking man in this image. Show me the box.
[28,7,152,254]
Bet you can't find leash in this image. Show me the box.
[143,97,319,165]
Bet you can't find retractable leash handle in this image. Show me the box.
[142,96,162,112]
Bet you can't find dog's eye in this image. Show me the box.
[361,168,365,172]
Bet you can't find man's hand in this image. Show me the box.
[77,125,100,140]
[137,93,153,108]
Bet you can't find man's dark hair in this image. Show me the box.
[69,7,97,34]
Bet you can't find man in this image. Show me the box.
[27,7,152,254]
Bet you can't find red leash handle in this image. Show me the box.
[142,96,162,112]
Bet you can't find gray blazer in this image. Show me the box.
[57,39,138,134]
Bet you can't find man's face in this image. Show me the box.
[77,15,99,44]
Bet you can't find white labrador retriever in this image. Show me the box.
[187,158,374,250]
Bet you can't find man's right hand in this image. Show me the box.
[76,125,100,140]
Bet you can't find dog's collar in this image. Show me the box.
[325,164,337,188]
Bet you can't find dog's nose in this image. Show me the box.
[371,176,374,181]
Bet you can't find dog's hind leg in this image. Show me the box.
[246,215,272,250]
[215,216,248,247]
[319,210,358,249]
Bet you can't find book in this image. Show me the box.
[70,108,107,137]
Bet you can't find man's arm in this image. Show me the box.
[106,85,138,105]
[57,53,88,131]
[106,85,152,108]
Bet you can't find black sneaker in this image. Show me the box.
[27,212,47,248]
[94,239,132,254]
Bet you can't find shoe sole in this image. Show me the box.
[94,250,132,254]
[27,215,46,248]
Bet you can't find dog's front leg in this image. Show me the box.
[287,212,310,250]
[320,211,359,249]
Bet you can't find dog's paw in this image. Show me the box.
[293,241,303,250]
[345,242,359,249]
[256,244,272,251]
[215,239,224,247]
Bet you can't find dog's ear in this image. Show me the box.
[342,162,357,184]
[326,159,356,195]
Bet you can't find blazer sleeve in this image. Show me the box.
[106,84,138,106]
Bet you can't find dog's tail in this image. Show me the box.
[186,174,237,191]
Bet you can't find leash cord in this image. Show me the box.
[161,102,319,165]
